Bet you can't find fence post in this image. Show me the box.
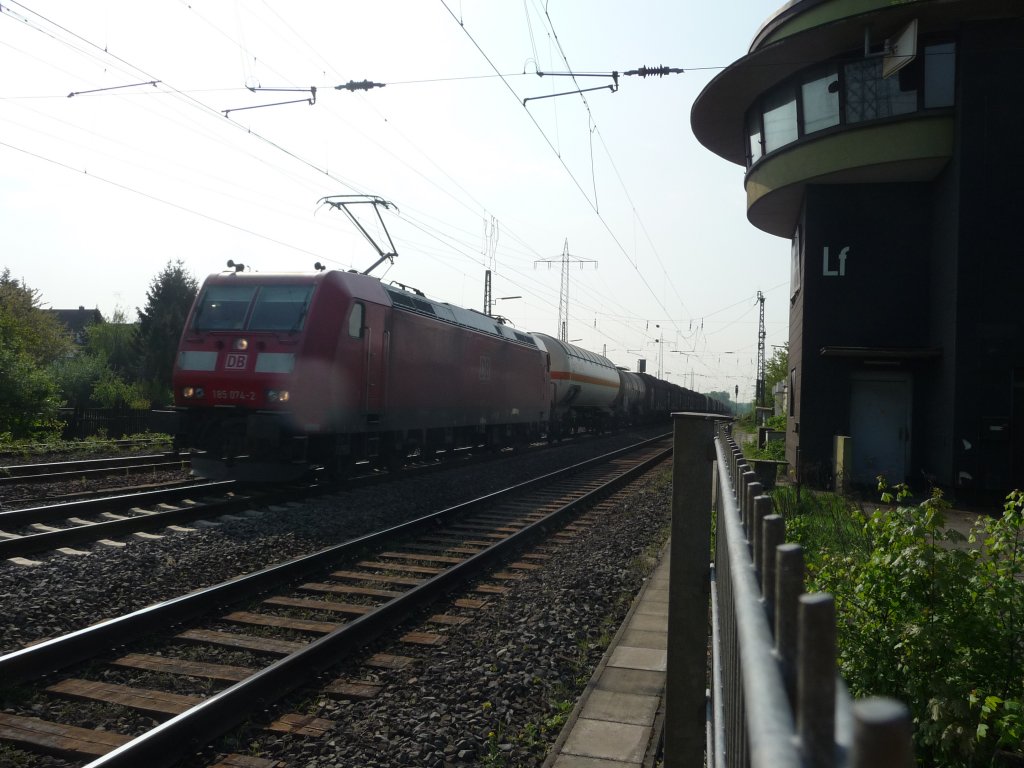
[798,593,837,768]
[665,412,722,768]
[850,698,913,768]
[775,543,804,708]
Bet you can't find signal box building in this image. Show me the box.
[691,0,1024,493]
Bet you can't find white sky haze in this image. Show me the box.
[1,0,789,399]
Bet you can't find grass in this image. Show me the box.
[770,485,871,567]
[0,432,172,461]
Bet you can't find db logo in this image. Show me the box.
[225,354,248,370]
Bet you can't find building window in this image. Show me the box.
[763,88,799,153]
[747,110,763,164]
[924,42,956,108]
[791,224,802,300]
[801,71,840,133]
[744,40,956,168]
[844,57,917,123]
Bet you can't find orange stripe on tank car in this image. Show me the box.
[550,371,618,388]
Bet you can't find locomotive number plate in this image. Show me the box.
[212,389,257,402]
[224,353,248,370]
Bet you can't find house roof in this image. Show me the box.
[46,306,104,342]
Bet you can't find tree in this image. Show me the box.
[0,269,72,365]
[135,261,198,406]
[0,271,68,438]
[49,354,108,410]
[706,390,731,403]
[86,307,138,376]
[764,343,789,410]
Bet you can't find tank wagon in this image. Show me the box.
[172,268,729,480]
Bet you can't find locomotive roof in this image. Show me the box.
[383,282,539,348]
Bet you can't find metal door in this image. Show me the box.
[850,374,911,485]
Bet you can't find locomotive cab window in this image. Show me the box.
[248,285,313,332]
[348,302,364,339]
[193,284,256,330]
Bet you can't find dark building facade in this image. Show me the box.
[692,0,1024,493]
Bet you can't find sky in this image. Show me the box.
[0,0,790,400]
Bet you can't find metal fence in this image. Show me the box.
[57,408,176,440]
[665,414,914,768]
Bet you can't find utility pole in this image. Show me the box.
[755,290,766,408]
[483,216,499,316]
[535,239,596,342]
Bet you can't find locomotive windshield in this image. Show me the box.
[248,285,313,331]
[192,283,314,332]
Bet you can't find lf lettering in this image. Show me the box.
[823,246,849,277]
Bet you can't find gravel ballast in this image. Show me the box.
[0,429,676,767]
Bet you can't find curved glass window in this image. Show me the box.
[745,39,955,168]
[844,57,916,123]
[801,71,840,133]
[763,89,798,153]
[747,111,764,164]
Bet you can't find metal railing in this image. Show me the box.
[664,414,914,768]
[57,408,175,440]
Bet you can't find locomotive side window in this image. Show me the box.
[348,302,364,338]
[248,285,313,332]
[193,284,256,330]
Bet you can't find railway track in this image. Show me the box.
[0,433,601,561]
[0,434,673,768]
[0,453,190,484]
[0,481,255,562]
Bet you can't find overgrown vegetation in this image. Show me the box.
[738,412,787,462]
[0,432,172,461]
[776,481,1024,766]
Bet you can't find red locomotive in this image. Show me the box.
[172,267,727,480]
[173,268,550,479]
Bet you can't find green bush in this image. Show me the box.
[791,482,1024,766]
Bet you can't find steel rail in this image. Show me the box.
[83,437,672,768]
[0,453,183,479]
[0,460,189,486]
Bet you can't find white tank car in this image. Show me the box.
[531,333,621,436]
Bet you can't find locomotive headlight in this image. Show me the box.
[182,386,204,399]
[266,389,290,403]
[233,338,249,351]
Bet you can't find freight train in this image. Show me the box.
[171,268,728,480]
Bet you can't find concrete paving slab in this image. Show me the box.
[633,601,668,617]
[562,718,649,763]
[580,689,660,726]
[627,613,666,633]
[608,646,667,673]
[619,629,668,650]
[552,755,637,768]
[594,667,665,697]
[643,587,669,603]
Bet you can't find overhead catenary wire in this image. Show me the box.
[1,1,779,393]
